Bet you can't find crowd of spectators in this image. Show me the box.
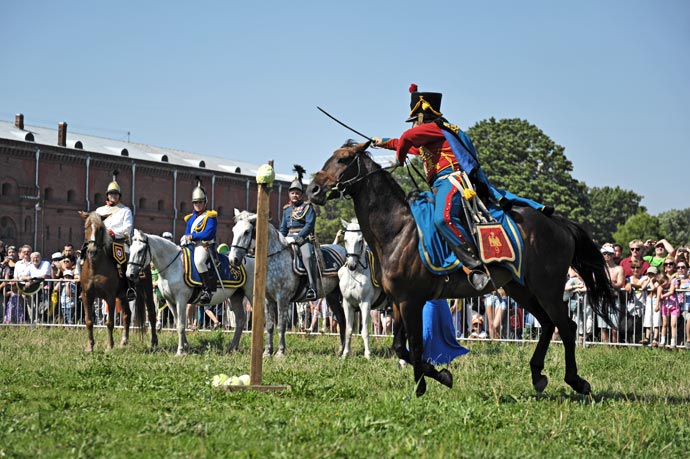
[2,235,688,352]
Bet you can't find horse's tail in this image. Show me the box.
[559,216,618,327]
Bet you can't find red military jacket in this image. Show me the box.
[379,122,461,183]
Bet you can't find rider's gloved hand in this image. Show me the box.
[284,236,296,244]
[294,236,304,246]
[371,137,382,147]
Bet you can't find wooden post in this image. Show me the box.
[249,161,272,386]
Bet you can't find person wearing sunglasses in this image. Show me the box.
[643,238,675,271]
[620,239,650,278]
[656,257,680,349]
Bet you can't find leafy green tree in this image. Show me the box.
[612,211,660,255]
[466,118,591,223]
[657,208,690,247]
[588,186,645,244]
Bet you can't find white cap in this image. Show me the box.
[51,252,62,261]
[63,269,74,277]
[162,231,173,239]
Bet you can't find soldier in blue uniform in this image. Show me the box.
[181,178,217,304]
[280,165,318,301]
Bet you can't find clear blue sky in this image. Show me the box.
[2,0,688,215]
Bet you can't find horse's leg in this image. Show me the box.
[119,290,131,347]
[400,300,428,397]
[176,298,189,355]
[105,296,117,350]
[263,301,276,356]
[82,289,96,353]
[227,292,245,352]
[327,290,346,357]
[526,301,555,394]
[392,302,410,364]
[276,300,288,357]
[341,296,355,358]
[360,300,372,359]
[140,272,158,349]
[551,305,590,394]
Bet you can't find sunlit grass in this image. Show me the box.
[0,327,688,458]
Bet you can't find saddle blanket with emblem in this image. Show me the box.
[181,246,246,289]
[408,191,525,285]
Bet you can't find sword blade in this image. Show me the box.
[317,106,372,141]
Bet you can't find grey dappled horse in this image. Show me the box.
[339,218,391,358]
[126,229,252,355]
[228,209,347,357]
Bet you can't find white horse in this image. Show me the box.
[228,209,347,357]
[339,218,391,358]
[126,229,253,355]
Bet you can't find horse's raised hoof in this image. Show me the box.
[415,377,427,397]
[566,376,591,395]
[438,369,453,389]
[533,375,548,394]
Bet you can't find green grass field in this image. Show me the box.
[0,326,688,458]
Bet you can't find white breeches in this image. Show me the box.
[194,245,209,273]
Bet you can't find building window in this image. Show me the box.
[46,226,50,241]
[44,187,54,201]
[157,199,164,211]
[139,198,147,210]
[94,193,103,206]
[67,189,76,202]
[180,201,187,214]
[1,183,14,196]
[217,206,223,216]
[24,216,31,233]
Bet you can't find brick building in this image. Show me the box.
[0,114,293,256]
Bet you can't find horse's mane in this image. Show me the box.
[85,212,112,246]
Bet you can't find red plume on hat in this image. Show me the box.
[409,83,418,93]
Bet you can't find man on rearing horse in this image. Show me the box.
[372,84,553,291]
[94,170,137,300]
[181,178,218,304]
[280,165,318,301]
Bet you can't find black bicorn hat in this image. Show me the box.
[406,83,443,123]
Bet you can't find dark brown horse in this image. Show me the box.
[306,141,617,397]
[79,211,157,352]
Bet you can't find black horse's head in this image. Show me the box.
[306,140,371,205]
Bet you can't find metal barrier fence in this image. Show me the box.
[1,279,688,348]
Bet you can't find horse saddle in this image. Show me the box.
[181,246,246,290]
[290,244,344,278]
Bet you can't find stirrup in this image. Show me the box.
[305,287,317,301]
[197,290,212,304]
[468,270,490,291]
[126,287,137,301]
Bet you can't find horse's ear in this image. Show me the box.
[248,213,257,224]
[355,141,371,153]
[234,208,241,217]
[79,211,88,220]
[341,218,349,228]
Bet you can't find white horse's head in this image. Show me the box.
[126,229,150,281]
[229,209,257,266]
[342,218,364,271]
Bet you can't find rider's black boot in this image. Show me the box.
[451,244,490,291]
[198,271,216,304]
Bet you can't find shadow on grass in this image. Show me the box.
[497,391,690,405]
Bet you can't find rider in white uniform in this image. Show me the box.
[94,171,136,300]
[181,178,217,304]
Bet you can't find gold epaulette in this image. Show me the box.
[183,213,193,222]
[283,203,291,209]
[207,210,218,218]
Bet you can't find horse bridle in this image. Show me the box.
[330,152,386,194]
[128,235,181,275]
[344,228,368,270]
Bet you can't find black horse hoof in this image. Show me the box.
[415,377,427,397]
[566,377,591,395]
[438,369,453,389]
[534,375,548,394]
